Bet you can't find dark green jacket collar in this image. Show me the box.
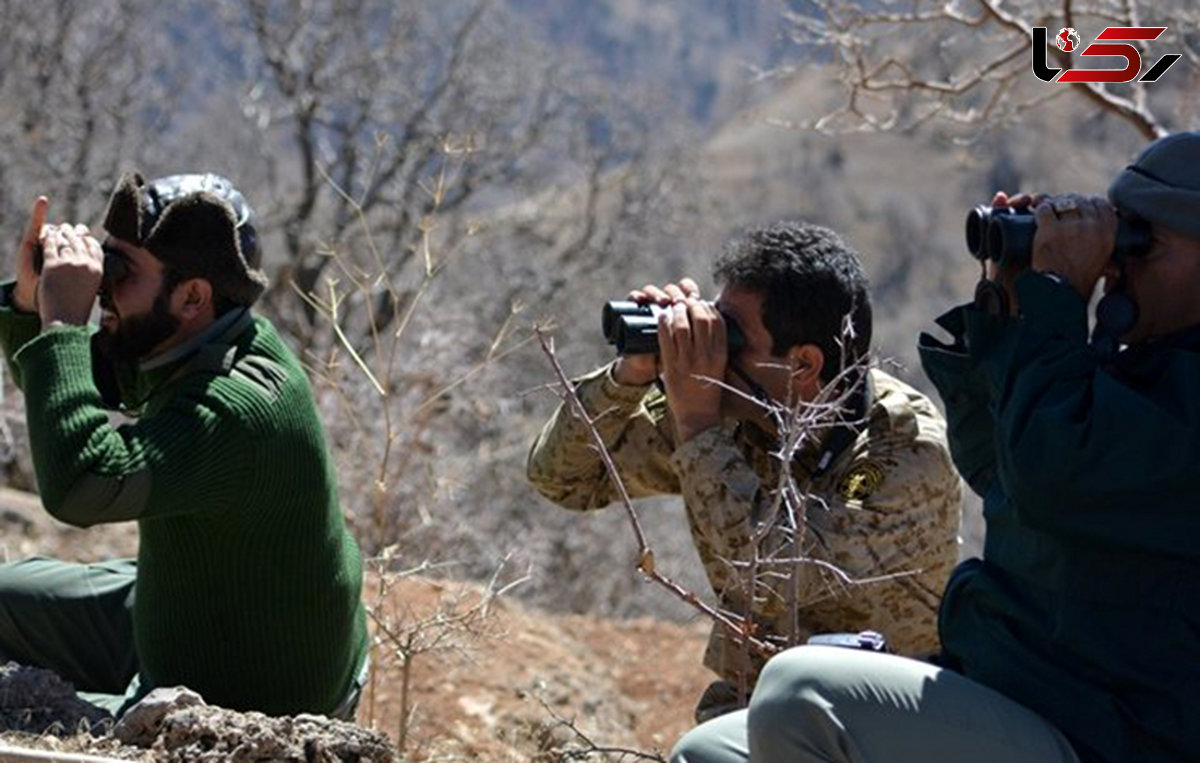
[105,308,254,413]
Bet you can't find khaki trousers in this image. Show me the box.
[672,646,1080,763]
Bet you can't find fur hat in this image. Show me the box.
[1109,132,1200,241]
[102,171,269,306]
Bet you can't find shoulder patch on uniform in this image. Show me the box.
[228,355,288,403]
[838,461,885,501]
[643,387,670,421]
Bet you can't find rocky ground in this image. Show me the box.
[0,677,394,762]
[0,488,711,762]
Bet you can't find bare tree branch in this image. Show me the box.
[782,0,1190,142]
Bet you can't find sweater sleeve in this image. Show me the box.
[985,271,1200,555]
[526,362,681,510]
[16,327,252,527]
[918,302,1017,498]
[0,281,44,391]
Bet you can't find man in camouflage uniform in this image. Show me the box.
[527,221,962,721]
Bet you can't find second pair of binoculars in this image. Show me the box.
[602,300,746,356]
[965,204,1152,266]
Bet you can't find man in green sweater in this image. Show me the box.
[0,172,369,718]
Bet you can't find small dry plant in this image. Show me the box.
[363,548,527,756]
[528,689,666,763]
[300,137,531,753]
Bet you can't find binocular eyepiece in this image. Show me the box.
[965,204,1152,266]
[602,300,746,356]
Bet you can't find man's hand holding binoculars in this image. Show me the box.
[38,223,105,328]
[611,278,702,386]
[1029,193,1118,300]
[978,191,1120,314]
[612,277,730,443]
[13,196,106,327]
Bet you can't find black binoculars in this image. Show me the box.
[602,300,746,356]
[965,205,1152,266]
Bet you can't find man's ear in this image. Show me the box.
[788,343,825,386]
[173,277,214,321]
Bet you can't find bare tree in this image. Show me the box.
[364,548,526,755]
[779,0,1199,141]
[214,0,576,345]
[0,0,183,234]
[208,0,708,571]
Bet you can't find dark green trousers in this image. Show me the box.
[0,557,144,715]
[0,557,366,719]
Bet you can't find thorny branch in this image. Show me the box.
[535,328,777,660]
[691,315,920,700]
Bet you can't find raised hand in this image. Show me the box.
[37,223,105,328]
[612,277,701,386]
[659,298,728,442]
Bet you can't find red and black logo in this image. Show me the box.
[1032,26,1181,83]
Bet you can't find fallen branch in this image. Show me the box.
[531,692,666,763]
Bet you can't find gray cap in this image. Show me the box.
[1109,131,1200,241]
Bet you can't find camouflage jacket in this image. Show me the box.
[527,363,962,686]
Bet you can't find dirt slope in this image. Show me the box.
[355,574,711,761]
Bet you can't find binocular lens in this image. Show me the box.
[614,314,660,355]
[601,301,660,343]
[964,204,1151,267]
[601,301,667,355]
[101,247,131,285]
[965,206,988,258]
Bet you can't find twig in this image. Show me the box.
[535,328,777,660]
[531,692,666,763]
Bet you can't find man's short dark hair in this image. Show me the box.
[713,221,872,384]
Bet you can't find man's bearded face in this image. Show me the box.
[96,281,181,362]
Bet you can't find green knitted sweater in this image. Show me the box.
[0,286,368,716]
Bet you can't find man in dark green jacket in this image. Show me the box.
[671,132,1200,763]
[0,172,369,718]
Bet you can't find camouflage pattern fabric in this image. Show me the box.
[528,364,962,687]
